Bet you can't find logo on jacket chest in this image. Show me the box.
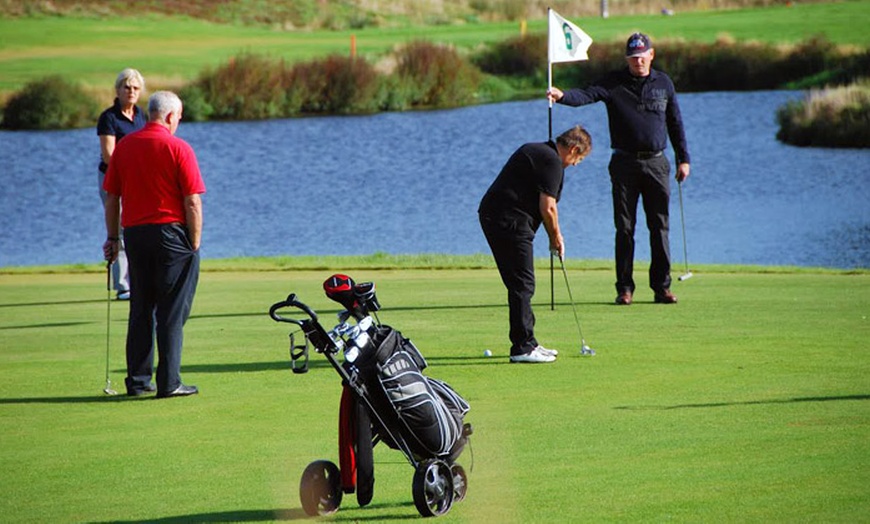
[638,88,667,112]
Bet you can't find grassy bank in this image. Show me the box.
[0,0,843,28]
[1,266,868,522]
[777,81,870,147]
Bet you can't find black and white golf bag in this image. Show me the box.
[350,326,470,460]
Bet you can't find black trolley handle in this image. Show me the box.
[269,293,318,326]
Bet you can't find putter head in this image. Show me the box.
[103,387,118,396]
[580,344,595,356]
[678,271,694,281]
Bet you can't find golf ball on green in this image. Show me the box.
[483,349,492,357]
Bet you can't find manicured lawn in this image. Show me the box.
[1,263,867,522]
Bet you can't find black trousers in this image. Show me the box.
[609,153,672,294]
[123,223,200,394]
[480,214,538,356]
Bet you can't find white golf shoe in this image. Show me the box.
[509,347,556,363]
[535,344,559,357]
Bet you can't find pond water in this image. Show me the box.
[0,91,868,269]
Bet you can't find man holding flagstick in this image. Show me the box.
[548,30,691,306]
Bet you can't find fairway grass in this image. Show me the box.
[1,266,868,522]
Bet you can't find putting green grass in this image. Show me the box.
[1,264,868,522]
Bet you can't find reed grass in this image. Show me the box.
[776,81,870,147]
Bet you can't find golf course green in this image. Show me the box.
[1,262,867,521]
[1,2,868,520]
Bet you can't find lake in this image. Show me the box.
[0,91,867,269]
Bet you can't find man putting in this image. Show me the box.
[549,33,691,305]
[478,125,592,363]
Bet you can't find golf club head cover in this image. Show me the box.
[354,281,381,312]
[323,273,368,320]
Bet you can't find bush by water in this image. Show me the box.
[1,76,98,130]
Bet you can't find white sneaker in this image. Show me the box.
[510,347,556,363]
[535,344,559,357]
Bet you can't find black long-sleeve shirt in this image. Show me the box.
[478,141,563,231]
[559,68,691,164]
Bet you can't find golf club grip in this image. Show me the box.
[269,294,316,325]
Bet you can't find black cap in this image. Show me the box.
[626,33,652,57]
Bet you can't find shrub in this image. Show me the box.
[184,52,386,119]
[654,39,783,91]
[395,41,482,108]
[473,33,547,79]
[289,55,383,114]
[775,35,839,83]
[1,75,99,130]
[191,53,290,120]
[776,83,870,148]
[176,84,214,122]
[375,75,415,112]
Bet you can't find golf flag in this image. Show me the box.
[548,8,592,63]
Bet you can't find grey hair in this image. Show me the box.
[148,91,183,121]
[556,125,592,157]
[114,68,145,91]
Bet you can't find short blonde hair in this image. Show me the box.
[114,68,145,91]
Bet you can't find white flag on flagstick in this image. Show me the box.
[548,8,593,63]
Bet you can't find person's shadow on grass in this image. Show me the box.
[86,501,420,521]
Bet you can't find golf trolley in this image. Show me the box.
[269,275,472,518]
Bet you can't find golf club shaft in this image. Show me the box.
[557,255,586,345]
[105,262,113,393]
[678,181,690,276]
[550,253,554,310]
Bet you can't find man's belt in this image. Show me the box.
[613,149,664,160]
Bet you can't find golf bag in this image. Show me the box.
[354,324,469,459]
[269,274,472,518]
[324,273,469,458]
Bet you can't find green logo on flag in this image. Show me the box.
[562,23,573,50]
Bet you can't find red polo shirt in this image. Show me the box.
[103,122,206,228]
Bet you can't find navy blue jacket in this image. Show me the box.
[559,68,690,164]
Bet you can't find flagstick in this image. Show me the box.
[546,7,593,312]
[548,8,556,311]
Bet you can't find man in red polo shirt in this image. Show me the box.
[103,90,206,399]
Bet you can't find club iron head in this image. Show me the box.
[678,271,694,281]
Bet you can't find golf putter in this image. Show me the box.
[103,262,117,395]
[554,251,595,356]
[677,181,693,281]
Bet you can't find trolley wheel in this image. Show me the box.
[299,460,342,517]
[451,464,468,503]
[412,459,454,517]
[356,401,375,507]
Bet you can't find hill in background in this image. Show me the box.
[0,0,826,29]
